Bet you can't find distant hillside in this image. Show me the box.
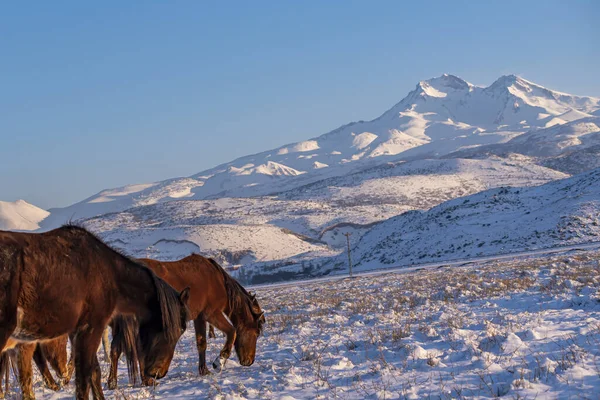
[0,200,49,231]
[353,168,600,270]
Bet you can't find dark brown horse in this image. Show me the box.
[0,225,190,399]
[107,255,265,389]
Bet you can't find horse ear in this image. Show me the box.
[179,287,191,305]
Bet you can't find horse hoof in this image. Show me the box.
[199,366,212,376]
[45,381,60,392]
[212,361,222,372]
[142,377,157,387]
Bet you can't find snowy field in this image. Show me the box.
[6,250,600,399]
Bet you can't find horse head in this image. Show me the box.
[138,282,190,380]
[234,292,265,366]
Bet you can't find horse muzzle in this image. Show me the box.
[240,358,255,367]
[145,367,167,380]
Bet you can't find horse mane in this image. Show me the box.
[59,223,140,265]
[151,272,187,343]
[206,258,262,330]
[59,222,109,244]
[60,223,186,343]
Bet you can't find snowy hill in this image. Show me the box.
[353,168,600,270]
[39,177,204,229]
[0,200,49,231]
[81,158,565,268]
[448,115,600,174]
[39,74,599,230]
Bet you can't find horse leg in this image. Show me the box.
[44,336,70,386]
[107,326,123,390]
[209,312,236,372]
[33,344,60,391]
[208,324,216,339]
[66,333,75,383]
[17,343,36,400]
[90,354,103,400]
[73,327,105,400]
[193,316,210,376]
[101,327,111,361]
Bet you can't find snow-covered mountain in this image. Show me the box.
[38,74,599,230]
[4,73,600,282]
[0,200,49,231]
[172,74,600,199]
[353,167,600,270]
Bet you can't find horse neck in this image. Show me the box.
[113,259,156,319]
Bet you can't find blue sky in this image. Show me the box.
[1,1,598,209]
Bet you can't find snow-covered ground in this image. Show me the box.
[8,249,600,399]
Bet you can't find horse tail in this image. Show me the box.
[0,351,10,394]
[0,244,23,345]
[111,315,140,386]
[0,349,17,394]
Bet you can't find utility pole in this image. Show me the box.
[344,232,353,277]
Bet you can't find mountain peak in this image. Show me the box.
[420,74,471,89]
[486,74,539,94]
[415,74,472,98]
[499,73,519,81]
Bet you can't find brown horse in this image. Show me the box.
[0,225,190,399]
[107,255,265,389]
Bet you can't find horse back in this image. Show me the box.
[0,228,117,340]
[139,255,228,320]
